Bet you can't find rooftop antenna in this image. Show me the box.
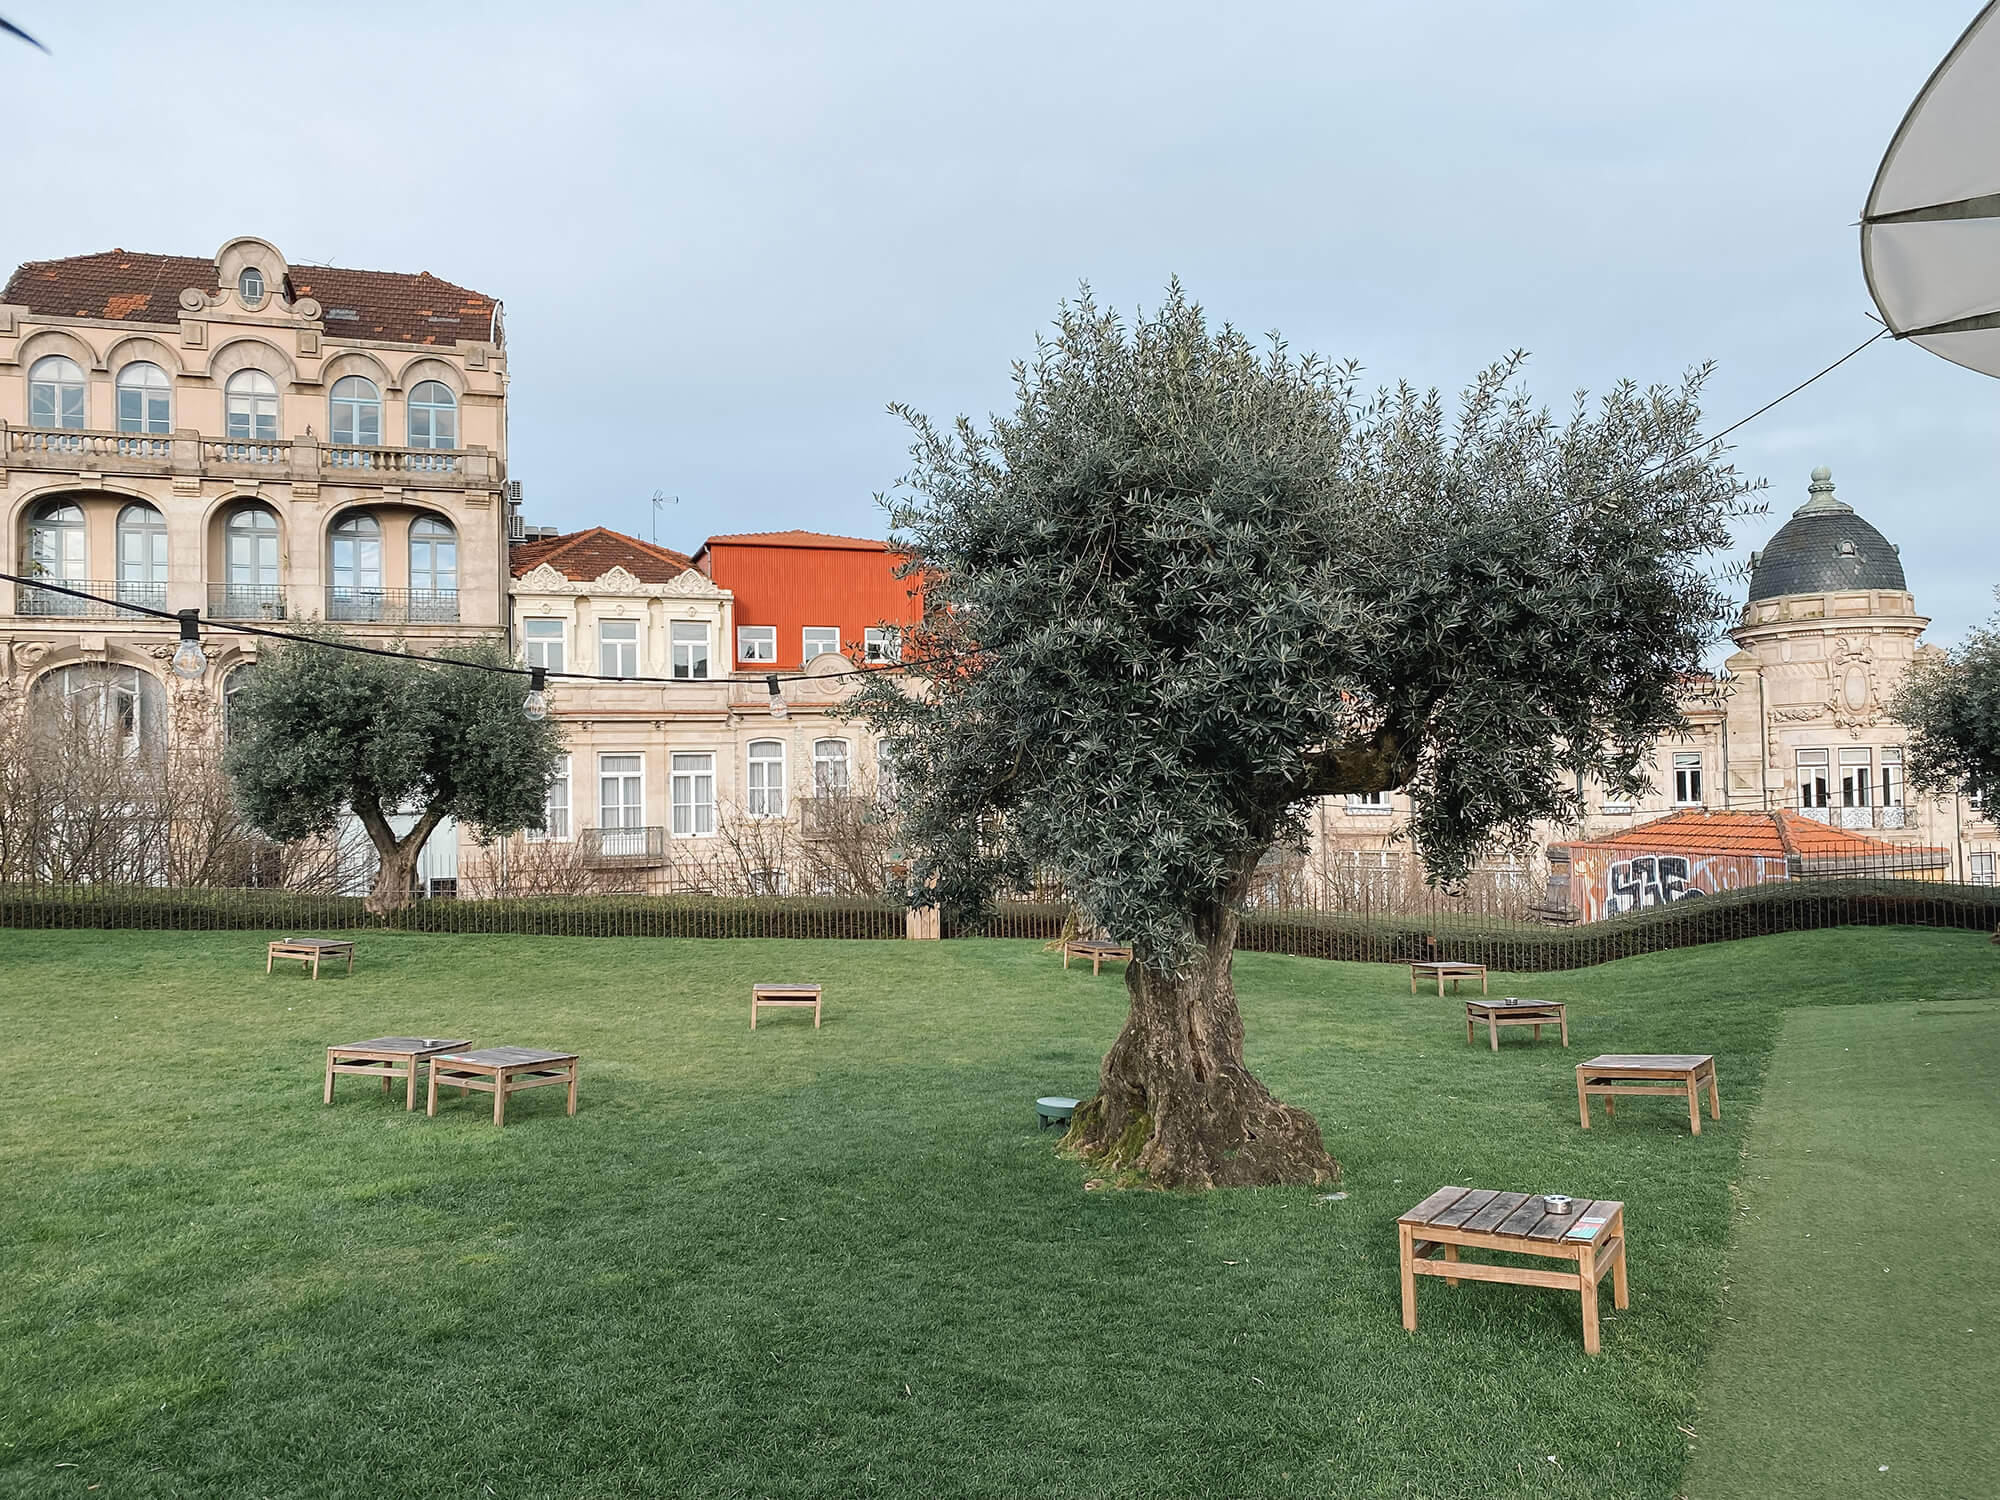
[651,490,678,546]
[1860,1,2000,379]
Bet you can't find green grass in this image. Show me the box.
[1686,998,2000,1500]
[0,928,1993,1499]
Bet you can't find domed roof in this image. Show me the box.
[1745,467,1906,602]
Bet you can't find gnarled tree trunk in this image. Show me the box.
[354,800,446,917]
[1065,867,1338,1189]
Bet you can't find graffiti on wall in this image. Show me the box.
[1604,855,1701,915]
[1576,851,1786,922]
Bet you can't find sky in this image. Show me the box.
[4,1,1995,647]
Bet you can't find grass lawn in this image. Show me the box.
[1686,996,2000,1500]
[0,927,1993,1499]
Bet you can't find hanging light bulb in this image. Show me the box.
[522,665,550,721]
[170,608,208,682]
[766,673,789,719]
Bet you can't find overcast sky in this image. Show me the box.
[5,1,1994,646]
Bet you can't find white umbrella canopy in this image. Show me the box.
[1861,0,2000,379]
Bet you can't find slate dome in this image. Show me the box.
[1745,467,1906,603]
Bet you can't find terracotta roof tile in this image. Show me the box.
[2,249,498,346]
[1561,809,1943,863]
[510,527,694,583]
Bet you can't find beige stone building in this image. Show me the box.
[1309,466,1997,897]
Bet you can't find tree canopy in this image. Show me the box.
[224,632,565,912]
[856,284,1753,1187]
[1893,589,2000,808]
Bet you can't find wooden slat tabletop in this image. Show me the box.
[1467,998,1562,1012]
[435,1046,577,1067]
[1411,961,1483,972]
[1430,1188,1503,1228]
[1463,1191,1534,1232]
[277,938,353,950]
[1401,1188,1622,1242]
[753,984,822,995]
[1580,1054,1711,1071]
[1398,1185,1472,1223]
[331,1036,469,1055]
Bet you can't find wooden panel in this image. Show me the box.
[1463,1192,1533,1232]
[1579,1053,1712,1070]
[1431,1188,1502,1229]
[1526,1198,1604,1241]
[1409,1259,1582,1291]
[1398,1186,1470,1224]
[1497,1197,1552,1237]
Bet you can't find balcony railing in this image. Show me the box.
[207,584,289,621]
[13,579,166,618]
[579,825,667,863]
[1,422,496,492]
[325,587,461,624]
[1797,803,1909,830]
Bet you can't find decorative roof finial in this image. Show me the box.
[1796,465,1852,515]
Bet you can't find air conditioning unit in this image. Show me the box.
[508,510,526,541]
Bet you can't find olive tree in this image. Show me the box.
[225,632,565,914]
[856,285,1751,1188]
[1893,590,2000,810]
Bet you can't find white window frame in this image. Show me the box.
[406,380,459,450]
[29,355,86,430]
[874,738,897,804]
[1798,749,1831,810]
[671,751,716,837]
[1880,747,1904,808]
[1839,747,1874,809]
[1970,851,1995,886]
[746,739,786,818]
[671,621,711,680]
[530,756,572,841]
[813,738,851,798]
[329,375,382,447]
[864,626,901,663]
[599,618,640,678]
[737,625,777,664]
[1346,790,1393,816]
[224,370,279,443]
[523,618,565,673]
[115,362,171,435]
[803,626,840,661]
[597,753,644,831]
[1672,752,1703,807]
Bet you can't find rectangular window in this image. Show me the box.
[737,625,776,664]
[814,739,851,798]
[671,752,716,836]
[671,621,710,680]
[523,618,565,673]
[747,739,786,817]
[1346,790,1392,815]
[1971,851,1996,886]
[1839,747,1873,808]
[598,753,643,830]
[803,626,840,661]
[530,756,571,841]
[864,627,901,663]
[1798,749,1830,809]
[1880,747,1904,807]
[875,739,897,803]
[1673,752,1703,807]
[599,619,639,678]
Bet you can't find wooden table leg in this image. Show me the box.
[1442,1242,1460,1288]
[1686,1073,1702,1135]
[1559,1009,1570,1047]
[1532,1022,1542,1042]
[323,1053,336,1104]
[1398,1223,1418,1332]
[405,1059,419,1111]
[381,1070,390,1096]
[427,1064,440,1117]
[1610,1210,1630,1308]
[751,994,759,1030]
[312,952,322,981]
[814,998,822,1029]
[268,948,276,975]
[1481,972,1488,995]
[1707,1068,1721,1121]
[1410,969,1417,995]
[1578,1241,1602,1355]
[493,1070,508,1127]
[1489,1014,1500,1052]
[1465,1011,1475,1045]
[566,1062,579,1116]
[346,947,354,975]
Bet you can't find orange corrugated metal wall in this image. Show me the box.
[704,542,921,669]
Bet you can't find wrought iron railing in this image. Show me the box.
[579,826,668,862]
[206,584,288,621]
[325,587,460,624]
[13,579,167,618]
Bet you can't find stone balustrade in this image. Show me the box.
[0,423,495,491]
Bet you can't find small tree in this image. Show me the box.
[857,285,1751,1188]
[225,632,565,914]
[1893,590,2000,812]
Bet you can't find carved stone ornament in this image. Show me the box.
[1768,705,1826,723]
[590,566,648,594]
[660,568,728,599]
[15,642,48,668]
[1825,637,1880,735]
[511,562,722,598]
[513,563,572,593]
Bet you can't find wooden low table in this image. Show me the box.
[1465,997,1568,1051]
[325,1036,471,1111]
[1576,1053,1719,1135]
[268,938,355,979]
[1063,940,1133,976]
[1398,1186,1629,1355]
[427,1046,579,1126]
[752,983,822,1029]
[1410,960,1486,996]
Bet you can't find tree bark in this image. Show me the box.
[353,799,447,917]
[1065,874,1340,1189]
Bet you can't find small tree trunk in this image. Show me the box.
[354,801,446,917]
[1066,881,1338,1189]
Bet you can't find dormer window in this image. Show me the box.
[238,267,265,302]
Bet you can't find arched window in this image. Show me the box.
[29,356,86,429]
[406,380,457,449]
[26,501,86,581]
[32,663,165,756]
[225,370,279,442]
[115,362,171,434]
[408,516,458,609]
[238,266,264,302]
[813,738,850,798]
[329,375,382,447]
[328,513,382,619]
[747,739,786,817]
[223,664,257,742]
[116,503,168,607]
[221,506,281,618]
